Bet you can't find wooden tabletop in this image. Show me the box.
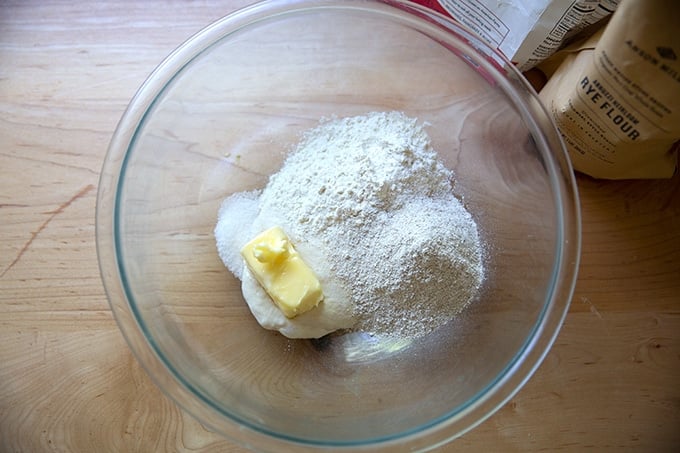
[1,1,678,451]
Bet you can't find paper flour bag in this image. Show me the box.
[413,0,618,70]
[539,0,680,179]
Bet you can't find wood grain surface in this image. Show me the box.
[1,1,678,452]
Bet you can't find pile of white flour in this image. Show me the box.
[216,111,484,339]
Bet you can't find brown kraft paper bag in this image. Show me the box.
[538,0,680,179]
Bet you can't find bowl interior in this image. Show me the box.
[104,1,576,449]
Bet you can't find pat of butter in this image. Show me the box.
[240,226,323,318]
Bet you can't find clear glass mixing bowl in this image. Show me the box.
[96,0,581,451]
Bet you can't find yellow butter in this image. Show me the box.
[240,226,323,318]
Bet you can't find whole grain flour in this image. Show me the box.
[216,111,485,339]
